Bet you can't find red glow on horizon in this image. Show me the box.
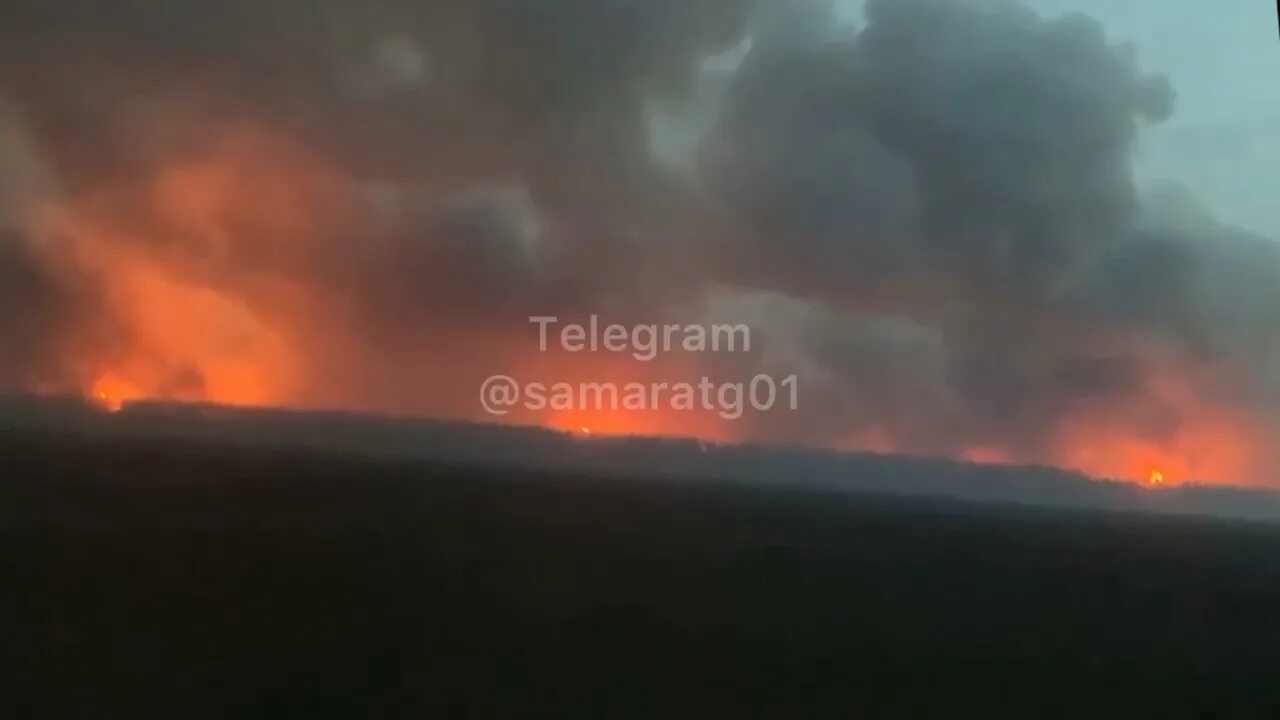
[90,373,140,413]
[27,124,1269,490]
[1050,358,1258,486]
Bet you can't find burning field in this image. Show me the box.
[0,0,1277,486]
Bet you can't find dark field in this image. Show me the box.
[9,430,1280,717]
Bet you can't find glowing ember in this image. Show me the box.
[90,373,144,413]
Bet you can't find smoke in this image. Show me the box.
[695,0,1280,483]
[0,0,1275,483]
[0,110,70,388]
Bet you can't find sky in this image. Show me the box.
[845,0,1280,238]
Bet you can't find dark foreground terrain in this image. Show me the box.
[9,429,1280,717]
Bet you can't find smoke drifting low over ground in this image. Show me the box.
[0,0,1275,485]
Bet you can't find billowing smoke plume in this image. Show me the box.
[0,0,1275,484]
[703,0,1275,483]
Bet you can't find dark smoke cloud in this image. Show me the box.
[711,0,1174,296]
[695,2,1269,484]
[0,233,62,386]
[696,0,1280,465]
[1079,184,1280,404]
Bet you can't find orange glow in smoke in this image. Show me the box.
[547,410,656,438]
[90,372,143,413]
[89,254,297,408]
[1051,356,1258,485]
[36,125,342,414]
[24,124,1269,488]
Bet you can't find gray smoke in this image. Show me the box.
[0,0,1275,481]
[701,0,1280,475]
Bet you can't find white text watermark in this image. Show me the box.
[530,315,751,362]
[480,375,798,421]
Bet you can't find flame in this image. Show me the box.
[89,253,298,408]
[1051,354,1258,485]
[1148,470,1165,486]
[36,125,344,413]
[90,372,143,413]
